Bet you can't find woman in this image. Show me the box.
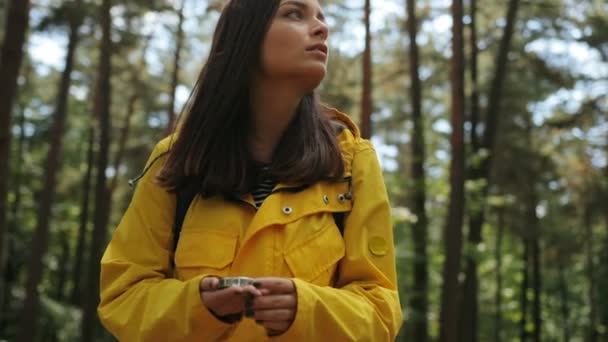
[98,0,403,340]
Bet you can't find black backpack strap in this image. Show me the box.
[170,187,197,270]
[332,212,346,236]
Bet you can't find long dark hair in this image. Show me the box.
[157,0,344,197]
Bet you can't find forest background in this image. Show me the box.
[0,0,606,341]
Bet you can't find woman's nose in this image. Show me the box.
[312,20,329,40]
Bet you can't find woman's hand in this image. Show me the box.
[199,276,263,321]
[247,277,298,336]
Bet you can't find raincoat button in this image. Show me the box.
[282,207,293,215]
[337,194,346,203]
[323,195,330,204]
[369,237,388,256]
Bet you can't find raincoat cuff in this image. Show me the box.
[273,278,313,340]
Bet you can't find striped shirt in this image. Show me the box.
[252,165,277,209]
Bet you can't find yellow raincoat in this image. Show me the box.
[98,109,403,341]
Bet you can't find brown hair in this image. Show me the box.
[156,0,344,197]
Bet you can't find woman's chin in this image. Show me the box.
[297,65,326,90]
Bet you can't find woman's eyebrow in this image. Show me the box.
[280,0,326,22]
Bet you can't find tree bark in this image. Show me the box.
[603,197,608,340]
[460,3,480,340]
[0,0,30,286]
[520,237,530,342]
[461,1,520,340]
[521,153,541,342]
[531,236,541,342]
[495,207,505,342]
[54,229,71,301]
[406,0,429,340]
[584,204,598,342]
[16,3,81,339]
[603,226,608,340]
[482,0,519,154]
[557,256,570,342]
[9,105,26,256]
[165,0,186,134]
[70,125,95,306]
[468,0,480,152]
[439,0,466,341]
[0,100,27,329]
[81,0,112,339]
[602,142,608,340]
[360,0,372,139]
[109,34,152,195]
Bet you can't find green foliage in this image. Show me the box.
[1,0,607,341]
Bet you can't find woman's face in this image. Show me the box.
[259,0,329,89]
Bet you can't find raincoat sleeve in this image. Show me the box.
[97,141,235,342]
[278,141,403,341]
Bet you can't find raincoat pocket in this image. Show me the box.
[284,218,345,285]
[174,229,238,280]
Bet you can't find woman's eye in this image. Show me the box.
[285,9,303,19]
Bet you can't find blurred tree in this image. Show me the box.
[439,0,466,341]
[360,0,372,139]
[109,34,152,195]
[583,199,599,341]
[0,0,31,303]
[15,1,84,340]
[405,0,429,341]
[70,125,94,307]
[603,143,608,340]
[460,0,520,341]
[0,60,33,334]
[165,0,187,134]
[81,0,113,339]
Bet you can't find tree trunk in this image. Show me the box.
[602,143,608,340]
[439,0,466,341]
[522,159,541,342]
[109,34,152,195]
[460,1,480,339]
[468,0,480,152]
[0,0,30,285]
[16,4,81,340]
[10,105,27,256]
[520,237,530,342]
[81,0,112,339]
[406,0,429,340]
[70,125,95,306]
[603,210,608,341]
[54,229,71,301]
[557,256,570,342]
[602,234,608,341]
[482,0,519,155]
[360,0,372,139]
[0,101,27,329]
[584,204,598,342]
[165,0,186,134]
[461,1,520,340]
[531,236,541,342]
[495,207,505,342]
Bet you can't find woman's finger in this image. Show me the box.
[253,308,295,322]
[251,294,297,310]
[260,320,291,335]
[252,278,295,294]
[199,276,219,291]
[240,284,264,297]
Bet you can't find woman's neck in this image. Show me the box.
[248,78,304,163]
